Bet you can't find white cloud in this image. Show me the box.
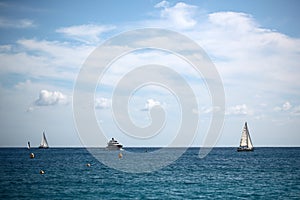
[56,24,115,44]
[282,101,292,111]
[274,101,292,112]
[208,12,257,33]
[154,1,197,29]
[200,11,300,89]
[0,38,94,84]
[16,39,93,67]
[14,79,32,90]
[95,97,110,109]
[186,11,300,118]
[226,104,253,116]
[154,0,170,8]
[34,90,68,106]
[141,99,162,111]
[193,106,221,115]
[272,101,300,119]
[140,5,300,102]
[0,17,36,28]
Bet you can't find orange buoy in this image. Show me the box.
[30,153,35,159]
[118,152,123,159]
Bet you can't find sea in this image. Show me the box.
[0,147,299,199]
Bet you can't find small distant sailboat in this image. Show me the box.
[237,122,254,152]
[39,132,49,149]
[27,141,31,149]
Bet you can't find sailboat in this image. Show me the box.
[237,122,254,152]
[27,141,31,149]
[39,132,49,149]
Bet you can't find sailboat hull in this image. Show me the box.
[38,146,49,149]
[237,148,254,152]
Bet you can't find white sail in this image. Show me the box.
[247,128,253,149]
[39,132,49,148]
[238,122,254,151]
[239,124,248,147]
[27,141,30,149]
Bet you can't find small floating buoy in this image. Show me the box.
[39,170,45,174]
[86,163,91,167]
[30,153,35,159]
[118,152,123,159]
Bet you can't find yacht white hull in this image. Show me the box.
[106,146,123,150]
[106,138,123,150]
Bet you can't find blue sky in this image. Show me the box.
[0,0,300,147]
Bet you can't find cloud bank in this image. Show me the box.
[56,24,115,44]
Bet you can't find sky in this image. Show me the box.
[0,0,300,147]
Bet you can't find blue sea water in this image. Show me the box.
[0,147,299,199]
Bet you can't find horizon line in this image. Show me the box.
[1,145,300,148]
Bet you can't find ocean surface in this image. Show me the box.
[0,147,299,199]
